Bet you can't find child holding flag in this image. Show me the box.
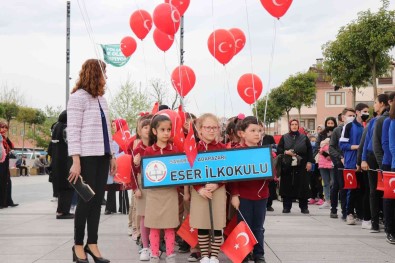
[230,116,269,263]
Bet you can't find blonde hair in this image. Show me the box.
[196,113,220,129]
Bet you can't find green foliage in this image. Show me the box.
[0,102,19,126]
[322,1,395,99]
[283,72,317,120]
[16,107,37,124]
[109,79,151,131]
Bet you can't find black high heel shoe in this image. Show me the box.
[84,244,110,263]
[72,246,89,263]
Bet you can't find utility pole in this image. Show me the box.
[179,16,185,107]
[66,1,71,106]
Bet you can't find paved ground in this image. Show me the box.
[0,175,394,263]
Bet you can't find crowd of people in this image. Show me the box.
[3,58,391,263]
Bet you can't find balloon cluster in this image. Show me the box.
[120,0,293,104]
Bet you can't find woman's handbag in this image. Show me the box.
[70,176,95,202]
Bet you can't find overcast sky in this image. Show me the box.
[1,0,394,118]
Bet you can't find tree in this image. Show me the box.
[109,79,151,131]
[254,94,283,128]
[16,107,37,153]
[30,110,46,155]
[0,102,19,135]
[0,83,25,105]
[149,78,180,110]
[322,0,395,102]
[270,85,295,123]
[283,72,317,121]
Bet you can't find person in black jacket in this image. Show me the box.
[48,110,74,219]
[277,119,313,214]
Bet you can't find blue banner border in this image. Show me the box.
[141,145,274,189]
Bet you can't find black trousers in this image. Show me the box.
[105,184,117,213]
[18,166,28,176]
[266,181,277,208]
[360,171,371,221]
[330,162,347,218]
[309,168,323,199]
[118,190,129,214]
[74,156,110,245]
[367,152,382,226]
[57,189,74,214]
[283,196,308,210]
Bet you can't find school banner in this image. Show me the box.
[141,146,273,188]
[101,44,130,67]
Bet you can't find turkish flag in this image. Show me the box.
[176,215,198,248]
[151,102,159,114]
[173,117,185,152]
[112,130,135,153]
[377,171,384,191]
[184,121,197,167]
[343,169,357,189]
[383,171,395,199]
[178,105,186,127]
[224,214,238,237]
[221,221,257,263]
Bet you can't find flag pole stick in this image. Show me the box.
[237,209,258,243]
[208,199,215,243]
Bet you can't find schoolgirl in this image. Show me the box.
[190,113,227,263]
[230,116,268,263]
[131,115,153,261]
[143,115,179,263]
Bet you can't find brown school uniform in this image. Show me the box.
[143,143,179,229]
[190,141,227,230]
[131,141,148,216]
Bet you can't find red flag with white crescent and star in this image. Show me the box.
[221,221,257,263]
[224,214,238,237]
[151,102,159,114]
[343,169,357,190]
[178,104,186,127]
[176,215,198,248]
[184,121,197,167]
[383,171,395,199]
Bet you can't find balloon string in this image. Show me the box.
[141,41,149,91]
[224,66,234,116]
[211,0,219,117]
[263,19,278,127]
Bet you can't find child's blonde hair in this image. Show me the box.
[196,113,220,129]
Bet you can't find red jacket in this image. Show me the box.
[130,141,148,191]
[229,144,269,200]
[193,140,226,192]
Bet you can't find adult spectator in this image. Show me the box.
[387,93,395,244]
[48,110,74,220]
[0,121,18,208]
[67,59,116,263]
[16,155,28,176]
[277,119,313,214]
[33,155,45,175]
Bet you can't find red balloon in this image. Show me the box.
[153,3,181,35]
[260,0,293,19]
[207,29,236,65]
[171,65,196,97]
[229,28,246,55]
[237,73,263,104]
[114,154,132,184]
[156,109,182,138]
[153,28,174,52]
[129,10,152,40]
[120,36,137,57]
[165,0,190,16]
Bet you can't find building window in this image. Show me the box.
[300,119,315,131]
[326,92,345,106]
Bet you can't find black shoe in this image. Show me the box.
[370,223,380,233]
[282,208,290,213]
[104,210,112,215]
[178,240,191,253]
[254,256,266,263]
[8,203,19,207]
[330,212,338,219]
[266,207,274,212]
[242,257,249,263]
[56,213,74,219]
[84,245,110,263]
[386,233,395,244]
[187,252,201,262]
[72,246,88,263]
[301,209,309,214]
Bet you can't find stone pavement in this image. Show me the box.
[0,176,394,263]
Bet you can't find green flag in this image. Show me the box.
[101,44,130,67]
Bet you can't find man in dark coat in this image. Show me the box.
[48,111,74,219]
